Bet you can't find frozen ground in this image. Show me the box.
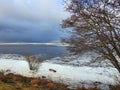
[0,54,120,90]
[46,52,114,67]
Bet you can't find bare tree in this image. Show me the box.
[25,55,43,72]
[62,0,120,72]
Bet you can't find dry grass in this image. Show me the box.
[0,72,68,90]
[0,72,119,90]
[109,85,120,90]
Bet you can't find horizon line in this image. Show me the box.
[0,42,69,46]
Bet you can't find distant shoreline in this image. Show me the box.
[0,43,69,46]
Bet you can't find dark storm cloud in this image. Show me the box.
[0,19,66,42]
[0,0,69,42]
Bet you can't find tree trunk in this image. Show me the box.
[111,60,120,73]
[109,56,120,73]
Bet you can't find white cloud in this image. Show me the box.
[0,0,69,22]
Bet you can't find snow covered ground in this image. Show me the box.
[0,54,120,89]
[46,52,114,67]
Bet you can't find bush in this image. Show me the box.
[25,55,43,72]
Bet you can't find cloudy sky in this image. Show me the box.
[0,0,69,43]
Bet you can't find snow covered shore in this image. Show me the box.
[0,54,120,89]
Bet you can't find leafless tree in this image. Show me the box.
[25,55,43,72]
[62,0,120,72]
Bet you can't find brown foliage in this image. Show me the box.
[0,72,119,90]
[0,72,4,79]
[77,87,100,90]
[109,85,120,90]
[0,72,68,90]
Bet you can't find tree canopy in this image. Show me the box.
[62,0,120,72]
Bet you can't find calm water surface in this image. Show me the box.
[0,45,68,59]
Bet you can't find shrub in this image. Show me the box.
[25,55,43,72]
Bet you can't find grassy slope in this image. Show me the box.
[0,72,119,90]
[0,72,68,90]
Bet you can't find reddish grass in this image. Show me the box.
[0,72,68,90]
[0,72,119,90]
[109,85,120,90]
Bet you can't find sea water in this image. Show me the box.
[0,44,68,60]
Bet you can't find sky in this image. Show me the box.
[0,0,69,43]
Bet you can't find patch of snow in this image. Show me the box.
[47,52,113,67]
[0,54,25,60]
[0,57,120,89]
